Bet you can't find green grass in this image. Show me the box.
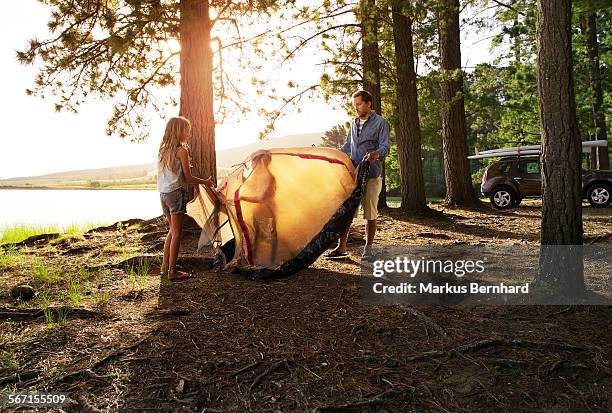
[32,259,62,284]
[0,222,108,245]
[0,354,19,371]
[386,196,445,207]
[36,293,54,327]
[386,196,490,208]
[0,245,23,271]
[128,258,151,291]
[67,276,84,306]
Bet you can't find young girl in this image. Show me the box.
[157,116,213,281]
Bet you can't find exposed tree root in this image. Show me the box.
[0,306,101,321]
[312,389,401,412]
[249,359,289,391]
[402,305,448,338]
[405,339,586,362]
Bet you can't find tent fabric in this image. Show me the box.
[186,147,369,280]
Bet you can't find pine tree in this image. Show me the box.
[391,0,428,212]
[18,0,282,180]
[534,0,585,295]
[437,0,480,207]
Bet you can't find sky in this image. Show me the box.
[0,1,494,179]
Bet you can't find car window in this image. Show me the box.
[526,161,539,174]
[497,162,511,173]
[518,160,539,174]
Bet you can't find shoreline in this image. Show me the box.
[0,185,156,191]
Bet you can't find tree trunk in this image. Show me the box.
[584,11,609,170]
[360,0,382,114]
[360,0,387,209]
[179,0,217,182]
[534,0,584,294]
[392,0,429,212]
[437,0,479,207]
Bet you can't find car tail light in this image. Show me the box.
[482,170,488,184]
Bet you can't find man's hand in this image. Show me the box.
[364,151,381,162]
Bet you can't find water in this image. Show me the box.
[0,189,162,229]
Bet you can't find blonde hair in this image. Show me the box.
[158,117,191,170]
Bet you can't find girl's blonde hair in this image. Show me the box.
[158,116,191,170]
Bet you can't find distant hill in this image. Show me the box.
[0,132,324,186]
[216,132,325,169]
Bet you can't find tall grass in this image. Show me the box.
[0,222,107,245]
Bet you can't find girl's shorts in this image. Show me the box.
[160,188,189,216]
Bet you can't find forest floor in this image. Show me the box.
[0,200,611,412]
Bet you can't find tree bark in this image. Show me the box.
[584,11,609,170]
[534,0,584,294]
[179,0,217,182]
[392,0,429,212]
[360,0,387,209]
[437,0,480,207]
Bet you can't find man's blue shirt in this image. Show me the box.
[341,111,390,178]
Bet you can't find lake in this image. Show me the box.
[0,189,162,229]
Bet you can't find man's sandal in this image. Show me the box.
[325,249,349,259]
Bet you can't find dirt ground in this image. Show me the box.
[0,200,611,412]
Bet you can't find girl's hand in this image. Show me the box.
[203,176,215,187]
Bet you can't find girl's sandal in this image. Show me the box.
[169,270,194,281]
[158,264,183,276]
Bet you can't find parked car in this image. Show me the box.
[481,155,612,209]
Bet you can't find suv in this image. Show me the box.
[481,156,612,209]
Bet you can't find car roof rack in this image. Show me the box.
[498,155,539,162]
[467,140,608,160]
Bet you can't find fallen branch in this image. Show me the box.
[0,307,101,321]
[312,389,401,412]
[249,359,288,391]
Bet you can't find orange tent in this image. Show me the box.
[187,147,369,279]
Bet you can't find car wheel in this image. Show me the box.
[587,184,611,207]
[490,187,517,209]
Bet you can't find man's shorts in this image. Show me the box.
[354,176,383,220]
[160,188,189,216]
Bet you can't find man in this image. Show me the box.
[327,90,390,260]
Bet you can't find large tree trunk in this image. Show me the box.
[584,11,609,170]
[392,0,428,212]
[437,0,479,207]
[179,0,217,182]
[360,0,387,209]
[534,0,584,294]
